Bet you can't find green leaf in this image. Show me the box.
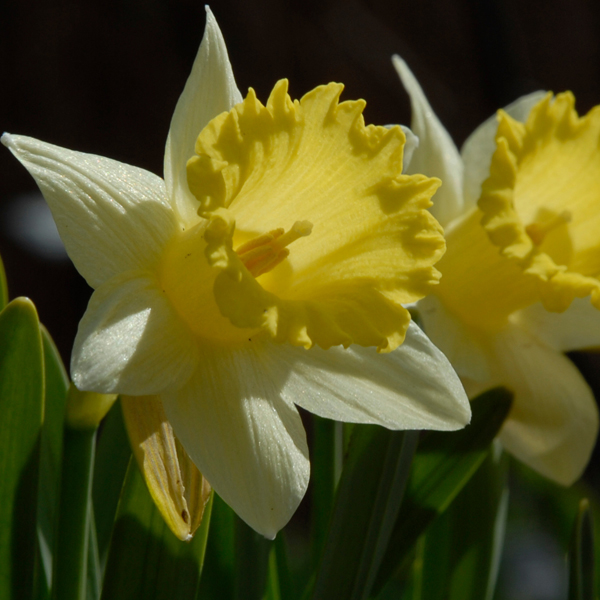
[51,425,97,600]
[0,253,8,310]
[310,416,343,569]
[37,326,69,591]
[87,506,102,600]
[233,516,273,600]
[0,297,44,600]
[569,498,595,600]
[311,428,419,600]
[412,445,509,600]
[92,400,132,569]
[100,458,211,600]
[196,493,235,600]
[374,386,513,593]
[268,533,295,600]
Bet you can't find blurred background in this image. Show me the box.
[2,1,600,598]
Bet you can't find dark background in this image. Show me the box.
[2,2,600,595]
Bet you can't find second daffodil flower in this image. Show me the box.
[2,9,471,539]
[394,56,600,486]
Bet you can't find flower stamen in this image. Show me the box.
[236,220,313,277]
[525,210,572,246]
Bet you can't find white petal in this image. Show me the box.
[460,91,546,213]
[415,295,491,383]
[161,345,310,539]
[266,321,471,431]
[392,55,464,227]
[513,299,600,352]
[72,271,199,395]
[493,324,598,485]
[164,7,243,226]
[400,125,419,171]
[2,133,177,289]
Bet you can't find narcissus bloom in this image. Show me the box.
[394,56,600,485]
[2,10,471,538]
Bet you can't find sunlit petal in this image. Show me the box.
[494,324,598,485]
[164,6,242,226]
[514,298,600,352]
[2,134,177,289]
[122,395,211,541]
[392,55,464,227]
[161,345,309,539]
[266,321,470,430]
[72,271,198,395]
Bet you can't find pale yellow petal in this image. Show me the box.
[71,271,199,395]
[415,295,491,383]
[493,324,598,485]
[161,345,309,539]
[1,133,178,289]
[264,321,471,430]
[514,298,600,352]
[392,55,464,227]
[121,395,211,541]
[164,7,242,226]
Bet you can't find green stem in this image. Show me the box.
[51,425,96,600]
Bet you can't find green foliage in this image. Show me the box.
[0,298,44,600]
[100,459,211,600]
[196,493,236,600]
[312,428,419,600]
[569,499,596,600]
[411,447,509,600]
[51,426,97,600]
[234,516,273,600]
[92,401,132,568]
[38,326,69,591]
[374,387,513,593]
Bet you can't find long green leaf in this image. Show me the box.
[196,493,235,600]
[37,326,69,592]
[92,400,132,569]
[101,458,211,600]
[311,428,418,600]
[413,445,509,600]
[234,516,273,600]
[51,425,96,600]
[0,297,44,600]
[569,498,595,600]
[310,416,343,570]
[374,387,513,593]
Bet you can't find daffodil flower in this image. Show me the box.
[1,9,471,539]
[394,56,600,485]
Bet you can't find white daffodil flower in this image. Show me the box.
[394,56,600,486]
[1,9,472,539]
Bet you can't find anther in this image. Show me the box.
[525,210,572,245]
[236,220,313,277]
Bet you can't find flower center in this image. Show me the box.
[525,210,572,246]
[235,221,313,277]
